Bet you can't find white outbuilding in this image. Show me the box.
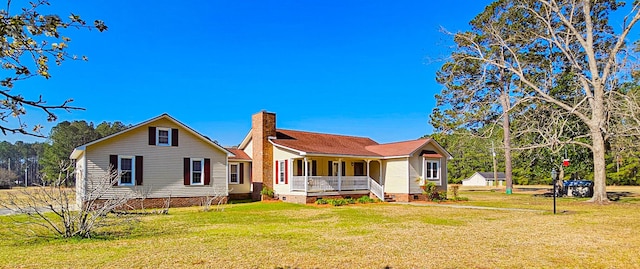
[462,172,506,186]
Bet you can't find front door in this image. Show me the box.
[354,162,365,176]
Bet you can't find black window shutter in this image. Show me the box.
[312,160,317,176]
[183,158,190,185]
[148,127,156,145]
[328,161,333,176]
[171,128,179,146]
[239,163,245,184]
[135,156,143,185]
[342,162,346,176]
[109,155,118,186]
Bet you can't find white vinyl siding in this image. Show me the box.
[83,117,227,200]
[409,144,448,193]
[243,139,253,159]
[75,153,86,207]
[273,147,299,195]
[383,158,408,193]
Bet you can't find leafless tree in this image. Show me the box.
[446,0,640,203]
[202,187,230,212]
[0,167,18,187]
[0,161,135,238]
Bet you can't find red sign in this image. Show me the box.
[563,159,570,167]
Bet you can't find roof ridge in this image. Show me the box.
[276,128,378,142]
[369,138,430,147]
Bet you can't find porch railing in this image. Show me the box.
[291,176,370,192]
[369,178,384,200]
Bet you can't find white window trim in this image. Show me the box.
[118,155,135,186]
[278,160,285,183]
[229,163,239,184]
[423,158,441,185]
[156,127,171,146]
[190,158,204,185]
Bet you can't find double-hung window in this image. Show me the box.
[279,160,286,183]
[191,158,203,185]
[229,164,239,184]
[157,128,171,146]
[119,156,134,186]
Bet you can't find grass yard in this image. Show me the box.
[0,187,639,268]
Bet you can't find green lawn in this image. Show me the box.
[1,187,639,268]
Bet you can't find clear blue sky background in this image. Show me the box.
[6,0,495,146]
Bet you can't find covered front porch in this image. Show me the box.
[287,157,384,199]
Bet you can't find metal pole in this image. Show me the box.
[24,167,28,187]
[551,168,557,214]
[553,179,556,214]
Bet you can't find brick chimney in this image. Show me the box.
[251,110,276,199]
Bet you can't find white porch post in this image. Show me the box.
[338,158,342,191]
[289,158,293,192]
[366,160,371,190]
[378,160,383,186]
[304,157,308,193]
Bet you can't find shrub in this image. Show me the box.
[327,199,347,206]
[260,187,274,198]
[357,195,375,204]
[448,184,468,202]
[423,182,447,202]
[450,185,460,198]
[317,196,380,206]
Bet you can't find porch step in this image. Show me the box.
[383,194,396,203]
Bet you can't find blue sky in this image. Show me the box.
[6,0,496,146]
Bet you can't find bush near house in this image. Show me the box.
[315,196,379,206]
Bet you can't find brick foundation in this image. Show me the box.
[386,192,442,202]
[95,196,228,210]
[275,194,307,204]
[386,193,409,202]
[229,193,252,200]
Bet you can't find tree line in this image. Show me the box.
[432,128,640,186]
[0,121,128,187]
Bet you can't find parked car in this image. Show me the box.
[563,180,594,198]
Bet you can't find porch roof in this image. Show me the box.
[271,129,439,158]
